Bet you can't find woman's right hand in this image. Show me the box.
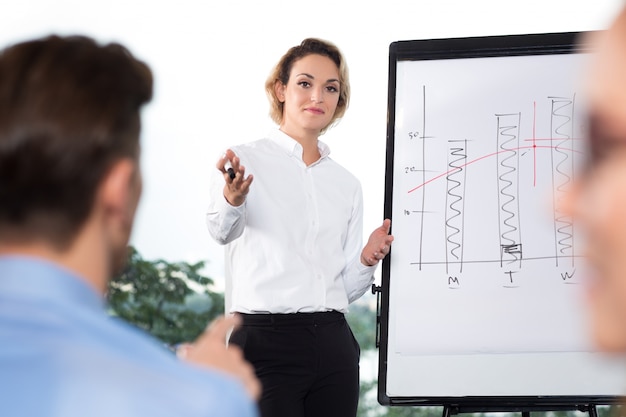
[217,149,253,207]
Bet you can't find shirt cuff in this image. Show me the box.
[217,194,246,214]
[357,259,378,275]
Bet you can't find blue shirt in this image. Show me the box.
[0,256,258,417]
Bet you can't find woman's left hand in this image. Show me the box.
[361,219,394,266]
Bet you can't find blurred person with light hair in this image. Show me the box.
[564,8,626,353]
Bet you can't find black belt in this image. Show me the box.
[238,311,344,326]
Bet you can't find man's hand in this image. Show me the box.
[177,315,261,400]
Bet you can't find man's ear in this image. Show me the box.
[98,158,140,229]
[274,80,285,103]
[95,158,141,280]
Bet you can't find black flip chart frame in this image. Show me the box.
[377,31,625,412]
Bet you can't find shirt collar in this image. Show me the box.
[0,255,105,312]
[268,129,331,162]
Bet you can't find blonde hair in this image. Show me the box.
[265,38,350,135]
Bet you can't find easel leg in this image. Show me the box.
[443,405,458,417]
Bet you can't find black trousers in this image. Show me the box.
[229,311,361,417]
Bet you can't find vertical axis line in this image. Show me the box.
[418,85,426,271]
[533,101,537,187]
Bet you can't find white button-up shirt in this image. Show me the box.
[206,129,377,313]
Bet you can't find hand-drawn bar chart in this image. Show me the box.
[389,53,590,355]
[380,34,626,406]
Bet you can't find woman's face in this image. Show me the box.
[275,53,340,138]
[565,24,626,351]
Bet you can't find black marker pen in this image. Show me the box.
[224,160,236,180]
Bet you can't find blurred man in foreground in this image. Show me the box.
[0,35,259,417]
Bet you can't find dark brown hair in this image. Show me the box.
[0,35,153,247]
[265,38,350,134]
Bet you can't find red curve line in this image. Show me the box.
[407,144,582,194]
